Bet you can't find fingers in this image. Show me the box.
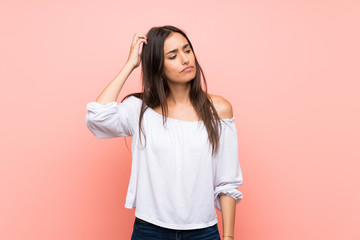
[139,41,144,55]
[138,38,148,55]
[132,32,147,46]
[136,37,148,46]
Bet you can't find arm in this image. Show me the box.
[95,32,147,105]
[85,33,147,138]
[213,96,243,240]
[95,63,134,105]
[220,194,236,239]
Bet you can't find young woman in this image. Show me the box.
[85,25,243,240]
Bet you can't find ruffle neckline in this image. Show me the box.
[147,106,235,124]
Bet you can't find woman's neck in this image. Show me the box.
[166,82,191,106]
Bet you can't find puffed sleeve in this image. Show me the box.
[85,95,141,138]
[213,117,243,211]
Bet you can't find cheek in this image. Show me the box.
[163,62,177,74]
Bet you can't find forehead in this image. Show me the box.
[163,32,189,50]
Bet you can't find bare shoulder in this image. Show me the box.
[208,93,233,119]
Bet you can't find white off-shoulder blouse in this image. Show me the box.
[85,95,243,230]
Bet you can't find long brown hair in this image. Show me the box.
[122,25,223,156]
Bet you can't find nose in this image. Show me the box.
[180,52,189,65]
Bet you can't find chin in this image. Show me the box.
[186,72,196,80]
[167,72,196,83]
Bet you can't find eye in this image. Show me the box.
[168,49,191,60]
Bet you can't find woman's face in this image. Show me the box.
[162,32,196,83]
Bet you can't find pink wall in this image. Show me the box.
[1,0,359,239]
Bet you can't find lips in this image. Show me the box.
[181,66,193,72]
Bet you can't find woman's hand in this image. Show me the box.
[126,32,148,69]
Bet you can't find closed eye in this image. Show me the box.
[169,49,192,60]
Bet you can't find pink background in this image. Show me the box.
[1,0,359,239]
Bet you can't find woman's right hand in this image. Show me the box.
[126,32,148,69]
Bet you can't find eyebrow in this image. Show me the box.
[165,44,189,55]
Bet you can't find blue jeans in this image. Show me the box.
[131,217,221,240]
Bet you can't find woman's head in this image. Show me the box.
[140,25,204,100]
[162,32,196,84]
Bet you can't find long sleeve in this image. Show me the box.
[85,95,141,138]
[213,117,243,211]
